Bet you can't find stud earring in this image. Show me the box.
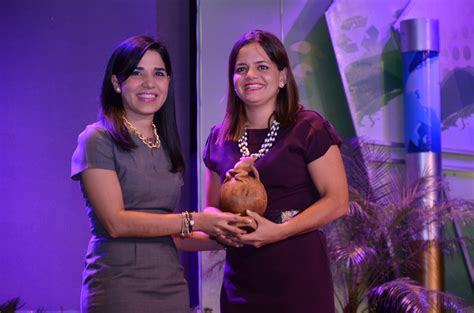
[279,83,285,88]
[116,87,121,92]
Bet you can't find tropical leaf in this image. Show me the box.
[368,277,465,313]
[327,137,474,312]
[0,297,25,313]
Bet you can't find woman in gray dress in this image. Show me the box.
[71,35,250,313]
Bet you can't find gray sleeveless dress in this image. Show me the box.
[71,122,189,313]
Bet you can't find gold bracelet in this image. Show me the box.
[187,211,195,232]
[179,211,194,238]
[179,212,188,238]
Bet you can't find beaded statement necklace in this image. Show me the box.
[238,120,280,159]
[122,116,161,149]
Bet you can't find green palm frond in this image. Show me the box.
[327,138,474,312]
[368,278,464,313]
[0,297,25,313]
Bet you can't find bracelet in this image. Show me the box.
[188,211,195,232]
[179,211,194,238]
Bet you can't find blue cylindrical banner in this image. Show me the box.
[402,51,441,154]
[400,19,444,305]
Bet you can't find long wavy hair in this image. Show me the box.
[218,29,301,143]
[99,35,184,172]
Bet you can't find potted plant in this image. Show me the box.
[326,138,474,312]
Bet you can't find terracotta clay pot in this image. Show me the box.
[219,157,267,231]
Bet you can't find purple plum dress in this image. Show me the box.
[203,110,341,313]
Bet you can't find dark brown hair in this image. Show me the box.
[99,35,184,172]
[218,29,301,143]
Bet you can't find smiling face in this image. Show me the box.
[112,50,170,120]
[233,43,287,111]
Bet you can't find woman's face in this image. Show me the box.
[233,43,286,110]
[113,50,170,120]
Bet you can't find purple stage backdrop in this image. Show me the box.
[0,0,193,310]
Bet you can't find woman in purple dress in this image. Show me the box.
[203,30,349,313]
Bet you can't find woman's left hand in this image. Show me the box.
[238,210,286,248]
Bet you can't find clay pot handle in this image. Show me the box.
[235,156,260,180]
[249,164,260,181]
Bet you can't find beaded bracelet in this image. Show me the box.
[179,211,194,238]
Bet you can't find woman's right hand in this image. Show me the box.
[194,208,252,248]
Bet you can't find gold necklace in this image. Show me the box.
[122,116,161,149]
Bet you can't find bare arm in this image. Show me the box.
[240,145,349,247]
[174,168,248,250]
[82,168,249,239]
[205,167,221,209]
[173,232,224,251]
